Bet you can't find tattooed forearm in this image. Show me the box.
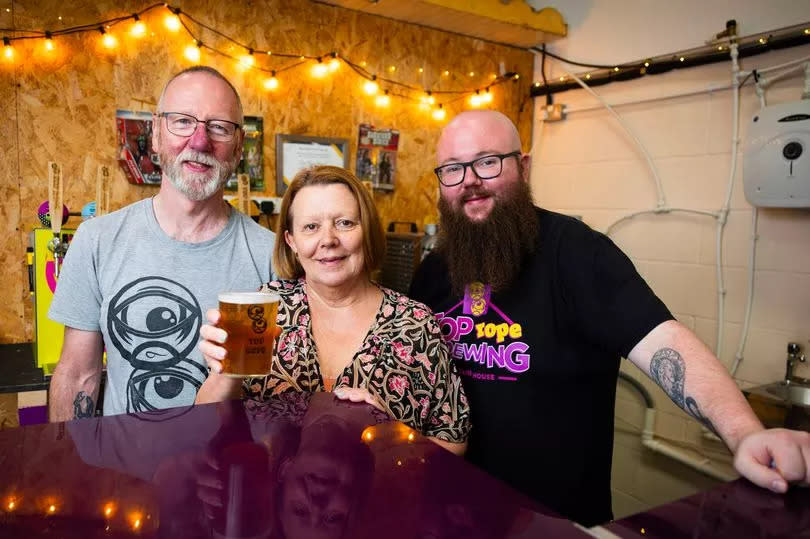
[73,391,95,419]
[649,347,717,434]
[649,348,685,407]
[685,396,716,434]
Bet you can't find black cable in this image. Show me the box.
[529,46,638,70]
[737,68,758,89]
[1,2,509,104]
[541,44,552,106]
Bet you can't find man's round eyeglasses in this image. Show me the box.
[434,151,521,187]
[159,112,241,142]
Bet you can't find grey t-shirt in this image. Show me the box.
[49,198,275,416]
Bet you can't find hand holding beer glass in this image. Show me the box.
[199,291,279,384]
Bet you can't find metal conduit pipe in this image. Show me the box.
[617,372,737,482]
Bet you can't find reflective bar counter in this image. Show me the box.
[0,392,587,538]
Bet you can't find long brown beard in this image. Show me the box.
[437,179,539,296]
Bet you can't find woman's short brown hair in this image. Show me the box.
[273,165,386,279]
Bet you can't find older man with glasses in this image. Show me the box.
[410,109,810,527]
[48,67,275,420]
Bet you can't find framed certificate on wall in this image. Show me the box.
[275,134,350,195]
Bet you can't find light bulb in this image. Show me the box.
[184,43,201,63]
[375,92,390,107]
[44,37,54,52]
[328,57,340,71]
[363,79,379,95]
[165,14,181,32]
[131,20,146,38]
[311,61,328,78]
[468,93,482,107]
[264,74,279,90]
[3,39,12,60]
[103,502,115,518]
[101,33,117,49]
[432,105,446,121]
[238,51,254,70]
[482,90,493,103]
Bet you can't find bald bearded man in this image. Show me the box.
[410,110,810,526]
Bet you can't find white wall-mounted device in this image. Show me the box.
[743,101,810,208]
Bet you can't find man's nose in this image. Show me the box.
[461,164,483,187]
[187,121,213,152]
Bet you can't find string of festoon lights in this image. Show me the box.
[1,2,524,120]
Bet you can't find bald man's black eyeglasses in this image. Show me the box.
[434,151,521,187]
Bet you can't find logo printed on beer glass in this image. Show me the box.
[247,305,267,334]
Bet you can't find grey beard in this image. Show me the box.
[161,149,235,201]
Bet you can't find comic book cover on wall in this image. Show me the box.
[356,124,399,191]
[225,116,264,191]
[116,110,161,185]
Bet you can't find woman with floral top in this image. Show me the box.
[196,165,470,454]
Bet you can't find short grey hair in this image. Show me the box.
[156,66,244,124]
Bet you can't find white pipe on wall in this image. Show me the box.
[713,41,742,366]
[640,409,737,482]
[564,82,734,114]
[564,70,667,209]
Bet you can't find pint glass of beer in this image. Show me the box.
[217,291,279,377]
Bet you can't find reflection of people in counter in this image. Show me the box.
[48,66,275,420]
[418,450,576,539]
[66,404,219,537]
[66,397,305,538]
[410,110,810,526]
[195,393,379,539]
[276,394,375,539]
[197,166,471,455]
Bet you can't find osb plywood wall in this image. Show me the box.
[0,0,534,344]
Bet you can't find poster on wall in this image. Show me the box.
[356,124,399,192]
[225,116,264,191]
[116,110,161,185]
[275,134,349,195]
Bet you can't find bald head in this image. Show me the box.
[437,110,522,166]
[157,66,244,124]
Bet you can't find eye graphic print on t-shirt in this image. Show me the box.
[107,276,206,412]
[434,282,531,382]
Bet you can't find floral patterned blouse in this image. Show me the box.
[243,278,471,443]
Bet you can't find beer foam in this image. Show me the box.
[218,291,280,304]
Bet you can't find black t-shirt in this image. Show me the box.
[409,207,673,527]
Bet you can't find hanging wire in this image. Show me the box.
[0,2,520,107]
